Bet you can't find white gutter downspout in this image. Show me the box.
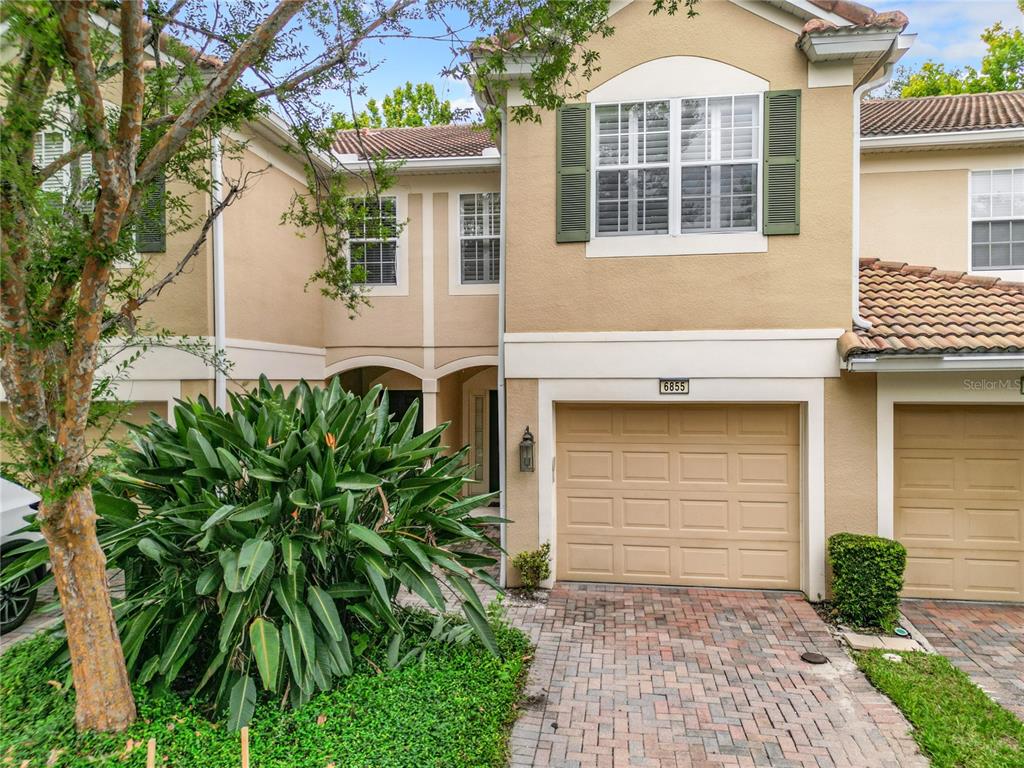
[211,135,227,410]
[851,54,896,331]
[497,111,508,589]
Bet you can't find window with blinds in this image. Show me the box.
[591,94,762,238]
[970,169,1024,270]
[459,192,500,284]
[596,101,670,235]
[680,95,759,232]
[33,130,94,204]
[349,196,398,286]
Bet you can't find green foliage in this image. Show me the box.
[855,650,1024,768]
[0,616,532,767]
[333,82,468,128]
[511,542,551,591]
[7,377,503,728]
[827,533,906,632]
[889,19,1024,97]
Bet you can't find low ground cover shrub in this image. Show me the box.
[828,532,906,631]
[0,612,532,768]
[5,377,503,729]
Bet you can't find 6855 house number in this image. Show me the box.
[658,378,690,395]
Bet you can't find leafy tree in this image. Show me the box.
[888,12,1024,97]
[333,81,470,129]
[1,0,696,733]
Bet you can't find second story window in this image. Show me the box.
[591,94,762,239]
[971,169,1023,271]
[459,192,500,283]
[350,196,398,286]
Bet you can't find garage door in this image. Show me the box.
[555,403,800,589]
[895,405,1024,602]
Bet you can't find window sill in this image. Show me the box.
[358,283,408,298]
[585,231,768,259]
[448,282,499,296]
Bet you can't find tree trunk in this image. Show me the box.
[41,486,136,731]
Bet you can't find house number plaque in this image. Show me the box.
[658,378,690,395]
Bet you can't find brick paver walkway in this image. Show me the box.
[901,599,1024,720]
[505,584,925,768]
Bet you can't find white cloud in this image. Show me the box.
[899,0,1022,68]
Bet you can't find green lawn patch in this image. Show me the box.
[855,649,1024,768]
[0,621,531,768]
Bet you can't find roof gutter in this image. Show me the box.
[850,39,899,331]
[846,352,1024,373]
[861,127,1024,150]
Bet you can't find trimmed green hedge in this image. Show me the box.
[828,532,906,632]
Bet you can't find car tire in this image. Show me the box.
[0,540,41,634]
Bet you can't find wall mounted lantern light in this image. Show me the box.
[519,426,535,472]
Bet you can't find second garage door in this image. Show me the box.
[556,403,801,589]
[895,404,1024,602]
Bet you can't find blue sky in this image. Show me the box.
[313,0,1024,116]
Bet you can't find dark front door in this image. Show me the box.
[488,389,499,496]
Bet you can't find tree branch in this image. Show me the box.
[117,1,146,163]
[135,0,306,187]
[249,0,417,99]
[36,143,90,185]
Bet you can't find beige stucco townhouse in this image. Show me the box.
[6,0,1022,602]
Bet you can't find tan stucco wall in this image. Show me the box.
[137,180,213,337]
[504,0,854,333]
[860,146,1024,273]
[222,145,324,348]
[504,378,539,584]
[824,372,878,541]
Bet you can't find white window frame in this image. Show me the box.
[448,184,500,295]
[457,192,501,285]
[348,193,409,297]
[587,93,768,259]
[968,168,1024,274]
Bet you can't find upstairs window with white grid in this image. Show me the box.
[34,130,94,205]
[459,192,500,283]
[592,95,761,238]
[596,101,670,235]
[971,169,1024,270]
[349,196,398,286]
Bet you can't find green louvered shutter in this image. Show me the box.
[556,104,590,243]
[763,90,801,235]
[136,173,166,253]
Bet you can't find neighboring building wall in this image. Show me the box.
[325,171,500,380]
[504,377,539,584]
[504,0,855,334]
[861,146,1024,281]
[824,372,878,540]
[222,143,325,349]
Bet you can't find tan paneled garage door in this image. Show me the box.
[555,403,800,589]
[895,404,1024,602]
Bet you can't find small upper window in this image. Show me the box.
[592,94,761,239]
[971,169,1024,271]
[34,130,94,203]
[459,192,500,284]
[350,196,398,286]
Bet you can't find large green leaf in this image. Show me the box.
[249,618,281,692]
[308,586,345,642]
[202,504,236,531]
[461,600,500,657]
[281,622,308,693]
[281,537,301,575]
[220,549,243,592]
[159,609,204,675]
[137,537,165,564]
[335,472,381,490]
[238,538,274,590]
[186,428,220,470]
[226,675,256,731]
[348,524,392,556]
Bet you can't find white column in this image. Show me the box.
[421,378,438,432]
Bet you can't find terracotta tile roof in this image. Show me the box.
[839,259,1024,359]
[803,0,908,33]
[861,92,1024,136]
[332,125,496,160]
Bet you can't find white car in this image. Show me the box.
[0,477,45,633]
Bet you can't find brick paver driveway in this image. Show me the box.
[902,599,1024,720]
[506,584,924,768]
